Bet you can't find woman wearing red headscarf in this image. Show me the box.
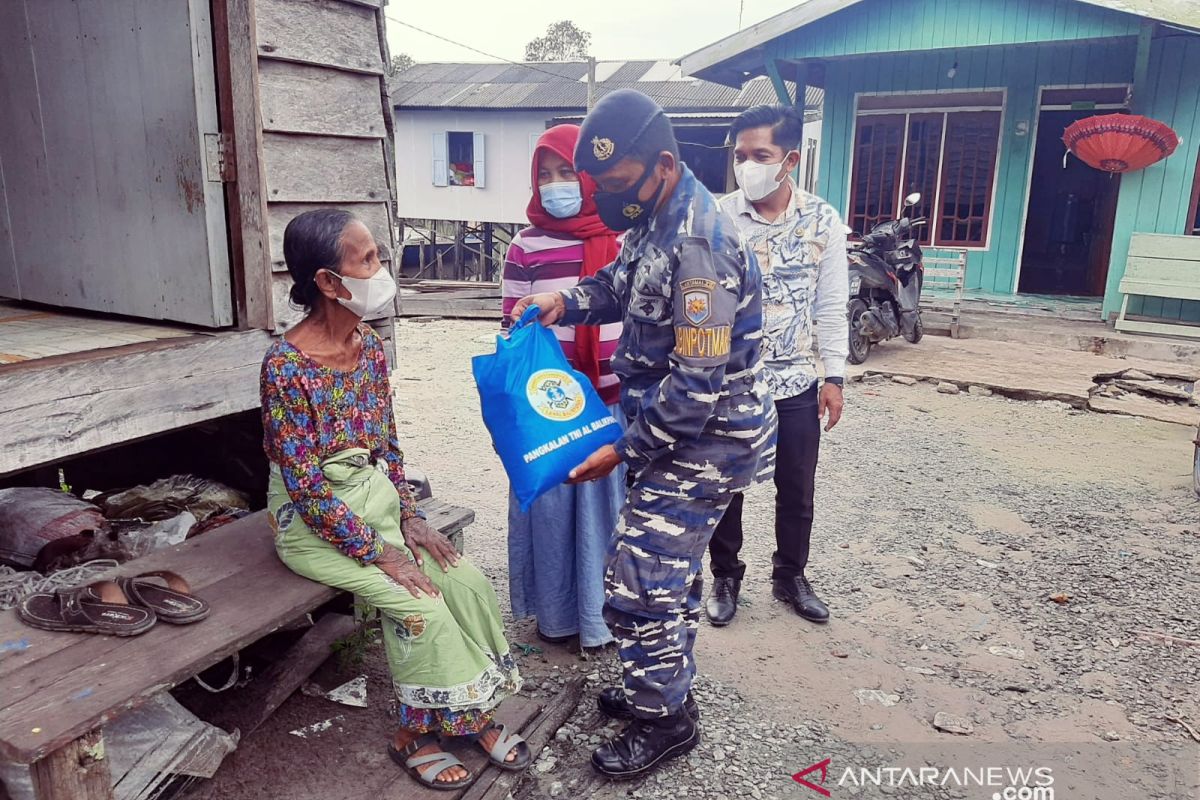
[502,124,624,650]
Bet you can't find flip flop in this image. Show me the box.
[388,732,476,791]
[474,721,531,772]
[115,570,210,624]
[17,581,156,636]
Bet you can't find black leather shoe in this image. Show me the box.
[705,576,740,626]
[597,687,699,721]
[591,710,700,780]
[772,575,830,623]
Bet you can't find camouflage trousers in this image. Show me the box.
[603,440,768,718]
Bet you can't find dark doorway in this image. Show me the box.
[1018,109,1123,296]
[676,124,734,195]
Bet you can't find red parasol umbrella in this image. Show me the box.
[1062,113,1180,173]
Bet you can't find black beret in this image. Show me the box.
[574,89,666,176]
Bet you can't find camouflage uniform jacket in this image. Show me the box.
[559,165,773,486]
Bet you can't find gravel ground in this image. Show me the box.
[190,318,1200,800]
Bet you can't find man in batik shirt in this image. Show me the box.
[704,104,849,629]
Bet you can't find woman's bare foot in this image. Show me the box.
[393,729,470,784]
[477,724,521,763]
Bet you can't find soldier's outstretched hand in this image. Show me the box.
[567,444,622,484]
[510,292,565,326]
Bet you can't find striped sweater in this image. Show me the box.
[502,227,621,406]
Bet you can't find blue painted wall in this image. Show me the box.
[771,0,1142,60]
[774,37,1137,294]
[759,0,1200,318]
[1106,35,1200,321]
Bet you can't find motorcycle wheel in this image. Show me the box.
[847,298,871,365]
[903,313,924,344]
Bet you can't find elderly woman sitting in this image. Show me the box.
[260,209,527,791]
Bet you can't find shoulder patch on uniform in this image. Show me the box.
[674,325,732,360]
[679,277,716,326]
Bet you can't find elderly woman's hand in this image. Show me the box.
[402,517,460,573]
[375,543,440,598]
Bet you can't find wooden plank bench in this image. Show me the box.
[1116,233,1200,339]
[0,498,473,800]
[922,249,968,339]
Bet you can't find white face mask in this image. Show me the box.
[329,268,397,319]
[734,155,796,202]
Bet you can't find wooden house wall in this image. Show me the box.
[779,37,1137,295]
[771,0,1142,60]
[254,0,397,342]
[1107,36,1200,322]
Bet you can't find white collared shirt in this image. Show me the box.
[719,182,849,400]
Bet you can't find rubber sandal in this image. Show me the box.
[17,581,156,636]
[474,721,531,772]
[388,732,476,791]
[116,570,210,624]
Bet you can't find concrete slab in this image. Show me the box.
[848,337,1200,428]
[921,309,1200,366]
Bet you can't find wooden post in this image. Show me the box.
[453,223,465,281]
[211,0,274,331]
[431,227,440,280]
[29,730,114,800]
[586,56,597,110]
[1130,21,1155,114]
[482,222,494,280]
[417,220,426,276]
[765,58,792,106]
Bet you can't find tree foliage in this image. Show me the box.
[524,20,591,62]
[388,53,415,76]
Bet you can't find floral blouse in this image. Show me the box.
[260,326,418,564]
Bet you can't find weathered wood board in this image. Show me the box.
[0,500,473,765]
[271,273,307,331]
[259,59,386,138]
[0,330,273,477]
[262,133,390,204]
[267,202,393,270]
[400,289,504,321]
[0,0,232,327]
[256,0,384,74]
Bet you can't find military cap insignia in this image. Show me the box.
[622,203,643,220]
[592,136,615,161]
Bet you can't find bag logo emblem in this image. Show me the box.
[680,278,715,326]
[526,369,586,422]
[592,136,615,161]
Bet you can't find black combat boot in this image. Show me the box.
[705,576,740,626]
[591,708,700,779]
[597,687,699,721]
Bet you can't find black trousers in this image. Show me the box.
[708,386,820,582]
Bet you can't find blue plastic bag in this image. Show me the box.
[472,306,623,511]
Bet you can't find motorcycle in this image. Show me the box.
[845,192,926,364]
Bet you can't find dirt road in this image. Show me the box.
[191,320,1200,800]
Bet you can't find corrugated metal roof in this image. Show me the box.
[391,60,824,113]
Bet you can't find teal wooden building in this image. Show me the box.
[681,0,1200,327]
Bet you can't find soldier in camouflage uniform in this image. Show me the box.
[512,89,777,779]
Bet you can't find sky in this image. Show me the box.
[382,0,803,65]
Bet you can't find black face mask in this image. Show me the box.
[594,158,666,232]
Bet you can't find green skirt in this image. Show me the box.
[268,449,521,730]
